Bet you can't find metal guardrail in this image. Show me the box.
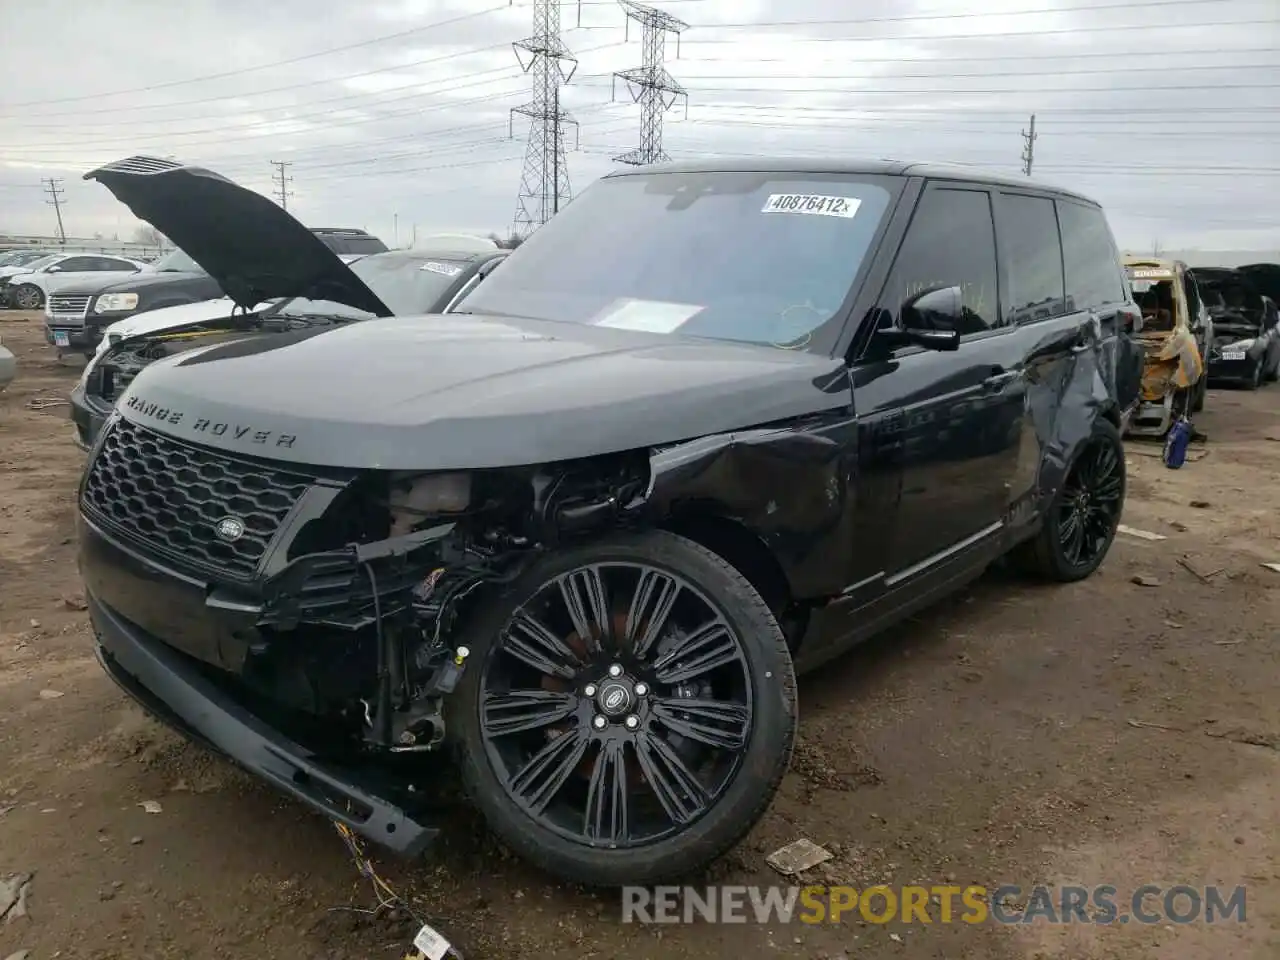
[0,235,169,259]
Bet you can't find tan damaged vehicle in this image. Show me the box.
[1122,256,1210,437]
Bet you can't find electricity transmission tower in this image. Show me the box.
[612,0,688,165]
[511,0,578,233]
[42,178,67,244]
[271,160,294,210]
[1020,114,1037,176]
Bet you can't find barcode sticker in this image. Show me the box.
[413,922,453,960]
[422,261,463,277]
[762,194,861,218]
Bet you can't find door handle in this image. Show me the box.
[982,367,1018,391]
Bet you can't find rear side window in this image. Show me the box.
[1058,200,1125,310]
[881,186,1000,334]
[1000,193,1065,324]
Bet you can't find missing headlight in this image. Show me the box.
[388,472,472,536]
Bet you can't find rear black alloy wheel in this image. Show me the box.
[1013,418,1125,582]
[451,530,797,886]
[1056,433,1124,572]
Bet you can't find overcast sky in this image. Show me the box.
[1,0,1276,251]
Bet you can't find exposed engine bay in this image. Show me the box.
[96,309,360,402]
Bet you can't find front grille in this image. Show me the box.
[49,295,91,317]
[81,418,315,582]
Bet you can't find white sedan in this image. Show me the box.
[2,252,148,311]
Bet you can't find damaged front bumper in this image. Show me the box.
[90,591,441,857]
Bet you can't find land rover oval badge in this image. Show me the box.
[214,516,246,542]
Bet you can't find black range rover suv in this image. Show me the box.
[78,156,1142,888]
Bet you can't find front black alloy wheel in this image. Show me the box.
[1013,418,1125,582]
[451,530,797,887]
[12,284,43,311]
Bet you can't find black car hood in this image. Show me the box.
[83,156,391,316]
[50,270,212,298]
[113,313,851,470]
[1237,263,1280,305]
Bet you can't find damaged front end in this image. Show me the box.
[82,421,656,848]
[83,402,845,862]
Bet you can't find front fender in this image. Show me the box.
[630,418,855,599]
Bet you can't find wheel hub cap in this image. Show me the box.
[596,678,635,717]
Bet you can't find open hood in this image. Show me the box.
[84,156,392,316]
[1237,263,1280,305]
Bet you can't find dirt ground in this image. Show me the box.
[1,311,1277,960]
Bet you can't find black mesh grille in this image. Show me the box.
[81,418,314,581]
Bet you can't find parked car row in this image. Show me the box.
[69,153,1146,890]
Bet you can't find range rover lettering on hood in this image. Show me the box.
[124,394,298,449]
[83,155,392,317]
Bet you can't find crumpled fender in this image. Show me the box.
[629,422,853,598]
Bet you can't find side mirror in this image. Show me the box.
[875,285,963,352]
[45,265,62,273]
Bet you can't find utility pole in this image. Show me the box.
[42,178,67,244]
[270,160,293,210]
[612,0,689,166]
[1020,114,1037,177]
[511,0,578,234]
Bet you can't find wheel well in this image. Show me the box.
[1101,404,1121,430]
[661,512,792,615]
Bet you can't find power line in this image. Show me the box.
[511,0,578,233]
[681,16,1279,45]
[7,38,623,154]
[685,0,1263,29]
[271,161,294,210]
[41,178,67,244]
[679,46,1280,66]
[5,5,513,108]
[6,42,515,122]
[612,0,689,165]
[673,81,1280,94]
[1021,114,1038,176]
[609,62,1280,81]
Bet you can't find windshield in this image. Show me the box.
[272,253,470,321]
[1,250,51,267]
[19,254,60,272]
[150,248,205,273]
[459,171,895,350]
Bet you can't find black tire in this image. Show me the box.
[1191,373,1206,413]
[1012,417,1125,583]
[12,284,43,311]
[1265,350,1279,383]
[449,529,797,887]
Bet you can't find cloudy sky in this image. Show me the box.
[1,0,1276,251]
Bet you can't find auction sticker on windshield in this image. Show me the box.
[421,261,463,278]
[594,298,704,334]
[762,194,861,218]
